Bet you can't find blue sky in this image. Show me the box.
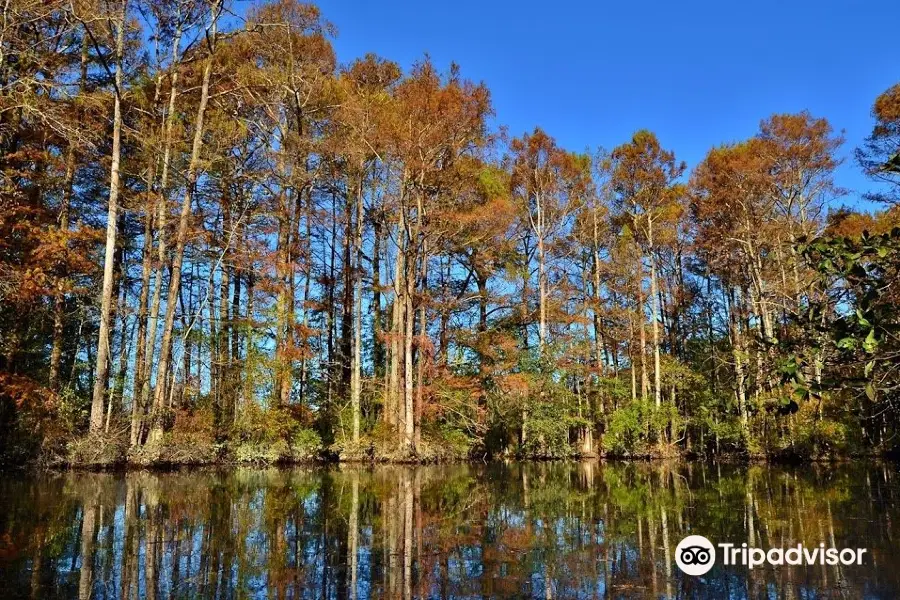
[316,0,900,210]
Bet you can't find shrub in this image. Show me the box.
[604,402,648,456]
[604,401,681,457]
[232,403,322,463]
[521,393,575,459]
[67,430,128,466]
[235,439,289,464]
[289,427,323,460]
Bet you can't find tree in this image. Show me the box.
[149,0,223,443]
[610,131,685,413]
[87,0,129,433]
[857,83,900,205]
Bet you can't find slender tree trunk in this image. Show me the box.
[274,188,294,407]
[372,206,384,377]
[132,178,156,445]
[139,24,183,440]
[217,193,232,437]
[629,316,637,402]
[230,225,242,423]
[325,193,338,419]
[591,213,605,421]
[638,271,648,403]
[649,220,661,409]
[387,211,406,431]
[414,238,427,449]
[108,272,130,432]
[728,288,749,435]
[351,168,364,443]
[537,231,547,351]
[403,241,415,451]
[89,0,127,433]
[340,186,354,399]
[131,52,169,446]
[242,270,255,412]
[149,1,219,442]
[298,197,312,406]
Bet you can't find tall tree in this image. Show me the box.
[88,0,129,433]
[610,131,685,412]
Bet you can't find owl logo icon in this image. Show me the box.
[675,535,715,576]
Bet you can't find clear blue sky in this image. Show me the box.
[317,0,899,210]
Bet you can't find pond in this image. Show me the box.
[0,462,897,599]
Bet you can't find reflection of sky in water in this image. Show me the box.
[0,462,897,599]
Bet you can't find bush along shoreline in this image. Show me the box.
[14,398,899,470]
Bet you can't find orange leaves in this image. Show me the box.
[691,112,844,256]
[0,374,55,413]
[0,193,98,305]
[247,0,336,73]
[758,112,844,200]
[610,130,685,232]
[873,83,900,125]
[510,127,586,208]
[495,372,531,399]
[858,83,900,205]
[386,58,492,181]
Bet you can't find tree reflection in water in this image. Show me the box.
[0,462,897,599]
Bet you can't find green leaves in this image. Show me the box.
[865,360,875,378]
[794,226,899,421]
[863,328,878,353]
[856,309,871,329]
[836,337,857,350]
[865,383,876,402]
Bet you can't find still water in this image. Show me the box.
[0,462,897,599]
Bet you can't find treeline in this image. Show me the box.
[1,0,899,464]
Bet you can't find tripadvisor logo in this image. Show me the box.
[675,535,868,576]
[676,535,716,576]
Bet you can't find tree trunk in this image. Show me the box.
[274,188,294,408]
[387,210,406,431]
[149,0,219,442]
[340,186,354,400]
[216,192,232,438]
[537,229,547,351]
[403,242,415,452]
[89,0,127,433]
[414,238,427,450]
[351,169,364,443]
[372,206,384,377]
[132,174,156,446]
[638,270,648,403]
[649,219,661,409]
[298,198,312,406]
[139,23,183,441]
[230,226,242,423]
[591,212,605,419]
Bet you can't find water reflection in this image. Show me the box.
[0,462,898,599]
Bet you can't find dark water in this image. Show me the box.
[0,462,898,599]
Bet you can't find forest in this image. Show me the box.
[1,0,899,466]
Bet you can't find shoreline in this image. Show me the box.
[7,450,896,472]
